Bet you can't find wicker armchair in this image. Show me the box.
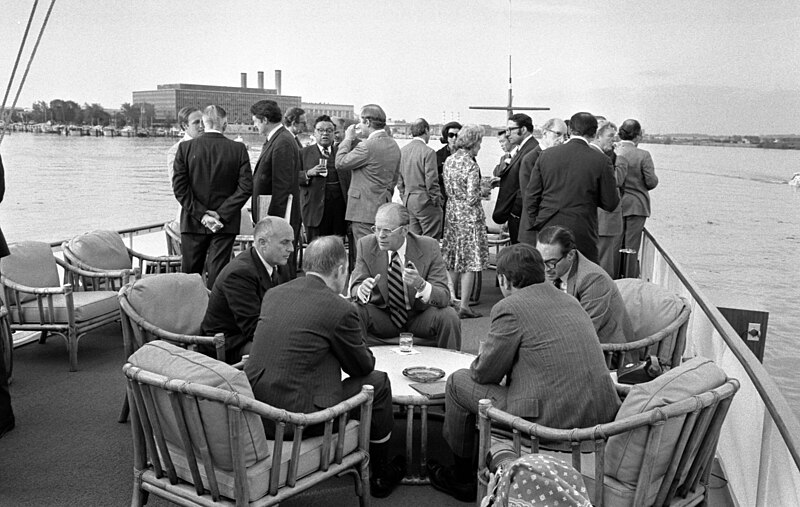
[601,279,691,370]
[0,304,13,383]
[0,241,123,371]
[477,358,739,507]
[124,340,373,507]
[164,220,182,256]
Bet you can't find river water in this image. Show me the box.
[1,132,798,414]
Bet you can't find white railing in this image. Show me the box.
[640,229,800,506]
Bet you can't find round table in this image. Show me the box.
[370,345,476,484]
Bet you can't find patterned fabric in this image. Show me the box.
[387,252,407,328]
[483,454,591,507]
[441,149,489,272]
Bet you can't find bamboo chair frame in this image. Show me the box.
[62,233,181,279]
[1,256,124,371]
[0,304,13,383]
[477,378,739,507]
[124,363,374,507]
[164,221,182,256]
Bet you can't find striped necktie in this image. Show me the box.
[387,252,407,329]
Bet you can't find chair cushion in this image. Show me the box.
[67,230,131,270]
[127,341,270,473]
[604,357,727,496]
[0,242,60,304]
[18,290,119,322]
[615,279,683,341]
[125,273,208,335]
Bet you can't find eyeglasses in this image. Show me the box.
[543,253,567,270]
[315,128,334,134]
[506,126,524,135]
[370,225,404,237]
[447,132,459,139]
[544,128,567,137]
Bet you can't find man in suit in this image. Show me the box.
[518,118,568,245]
[251,100,302,277]
[245,236,405,498]
[350,203,460,350]
[283,106,307,148]
[173,105,253,289]
[524,112,620,263]
[536,225,634,346]
[428,244,620,501]
[335,104,401,243]
[593,119,628,278]
[492,113,539,244]
[200,217,294,363]
[299,115,348,242]
[0,153,14,439]
[398,118,443,238]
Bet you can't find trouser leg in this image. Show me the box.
[342,370,393,442]
[180,233,211,277]
[407,305,461,350]
[443,369,509,458]
[622,216,646,278]
[204,233,236,290]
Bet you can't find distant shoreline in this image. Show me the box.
[643,139,800,150]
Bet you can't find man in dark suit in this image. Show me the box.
[536,225,634,346]
[251,100,302,277]
[428,244,620,501]
[524,112,620,263]
[492,113,539,244]
[283,106,307,148]
[350,203,460,350]
[398,118,443,238]
[173,105,253,289]
[200,217,294,363]
[299,115,347,242]
[245,236,405,498]
[335,104,401,243]
[0,153,14,439]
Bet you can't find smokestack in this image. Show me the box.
[257,71,264,89]
[241,72,247,89]
[274,70,282,95]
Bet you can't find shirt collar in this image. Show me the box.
[254,248,273,276]
[266,124,283,142]
[412,136,427,143]
[519,134,533,149]
[181,133,193,142]
[317,143,332,155]
[368,129,384,139]
[388,238,408,263]
[204,128,221,134]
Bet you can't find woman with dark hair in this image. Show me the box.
[435,121,462,236]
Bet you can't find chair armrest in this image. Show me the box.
[0,274,69,296]
[126,247,182,264]
[56,256,135,280]
[241,385,375,428]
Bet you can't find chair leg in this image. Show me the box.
[38,330,49,344]
[131,471,147,507]
[68,328,78,372]
[359,458,371,507]
[119,395,130,423]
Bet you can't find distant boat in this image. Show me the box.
[135,129,149,138]
[790,172,800,191]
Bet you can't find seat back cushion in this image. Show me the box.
[615,279,685,361]
[0,241,60,303]
[125,273,208,335]
[128,340,270,471]
[604,357,727,492]
[67,230,131,270]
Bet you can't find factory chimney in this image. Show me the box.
[257,71,264,89]
[240,72,247,89]
[274,70,282,95]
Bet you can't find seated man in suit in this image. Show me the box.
[536,225,635,346]
[200,217,294,363]
[245,236,405,498]
[428,244,620,501]
[350,202,460,350]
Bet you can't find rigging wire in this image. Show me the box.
[0,0,39,124]
[0,0,57,146]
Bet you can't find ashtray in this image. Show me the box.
[402,366,445,383]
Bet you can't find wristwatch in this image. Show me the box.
[414,279,426,292]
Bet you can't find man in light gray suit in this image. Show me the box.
[593,119,627,278]
[336,104,401,243]
[397,118,443,238]
[428,243,620,502]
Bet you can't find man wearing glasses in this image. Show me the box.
[518,118,569,245]
[492,114,539,244]
[349,203,461,350]
[298,115,348,243]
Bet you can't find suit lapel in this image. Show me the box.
[249,248,272,289]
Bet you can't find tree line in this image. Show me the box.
[7,100,156,128]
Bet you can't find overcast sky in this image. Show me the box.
[2,0,798,135]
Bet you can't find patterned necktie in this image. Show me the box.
[323,147,330,158]
[387,252,408,329]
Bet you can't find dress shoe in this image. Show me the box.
[0,417,15,439]
[427,461,476,502]
[370,455,406,498]
[458,307,482,319]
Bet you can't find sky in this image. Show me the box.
[1,0,799,135]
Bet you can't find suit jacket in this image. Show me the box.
[398,138,442,211]
[201,247,289,362]
[492,136,539,225]
[349,232,450,311]
[517,145,543,245]
[435,145,453,201]
[598,150,628,236]
[525,138,620,262]
[0,154,8,257]
[615,141,658,217]
[298,144,346,228]
[252,126,301,232]
[173,132,253,235]
[471,283,620,428]
[335,131,400,223]
[245,275,375,436]
[566,251,634,345]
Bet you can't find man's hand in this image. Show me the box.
[345,123,359,141]
[403,262,425,291]
[201,213,223,232]
[357,274,381,303]
[306,166,320,178]
[206,210,220,220]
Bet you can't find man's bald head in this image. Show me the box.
[254,217,295,266]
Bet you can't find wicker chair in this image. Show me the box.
[164,220,182,256]
[0,241,123,371]
[601,279,691,370]
[477,358,739,507]
[0,304,13,383]
[124,341,373,507]
[62,229,180,280]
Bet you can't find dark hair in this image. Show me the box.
[496,244,545,288]
[315,114,334,126]
[284,107,306,126]
[439,121,462,144]
[304,236,348,276]
[569,112,598,138]
[618,119,642,141]
[410,118,429,137]
[250,100,282,123]
[536,225,576,251]
[177,106,199,128]
[508,113,533,134]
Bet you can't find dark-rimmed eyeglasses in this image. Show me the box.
[506,126,524,135]
[543,253,567,270]
[315,128,334,134]
[447,132,459,138]
[370,225,404,237]
[544,127,567,137]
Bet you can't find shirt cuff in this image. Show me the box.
[415,281,432,303]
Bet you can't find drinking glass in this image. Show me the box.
[318,158,328,177]
[399,333,414,352]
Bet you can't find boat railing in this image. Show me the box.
[641,228,800,506]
